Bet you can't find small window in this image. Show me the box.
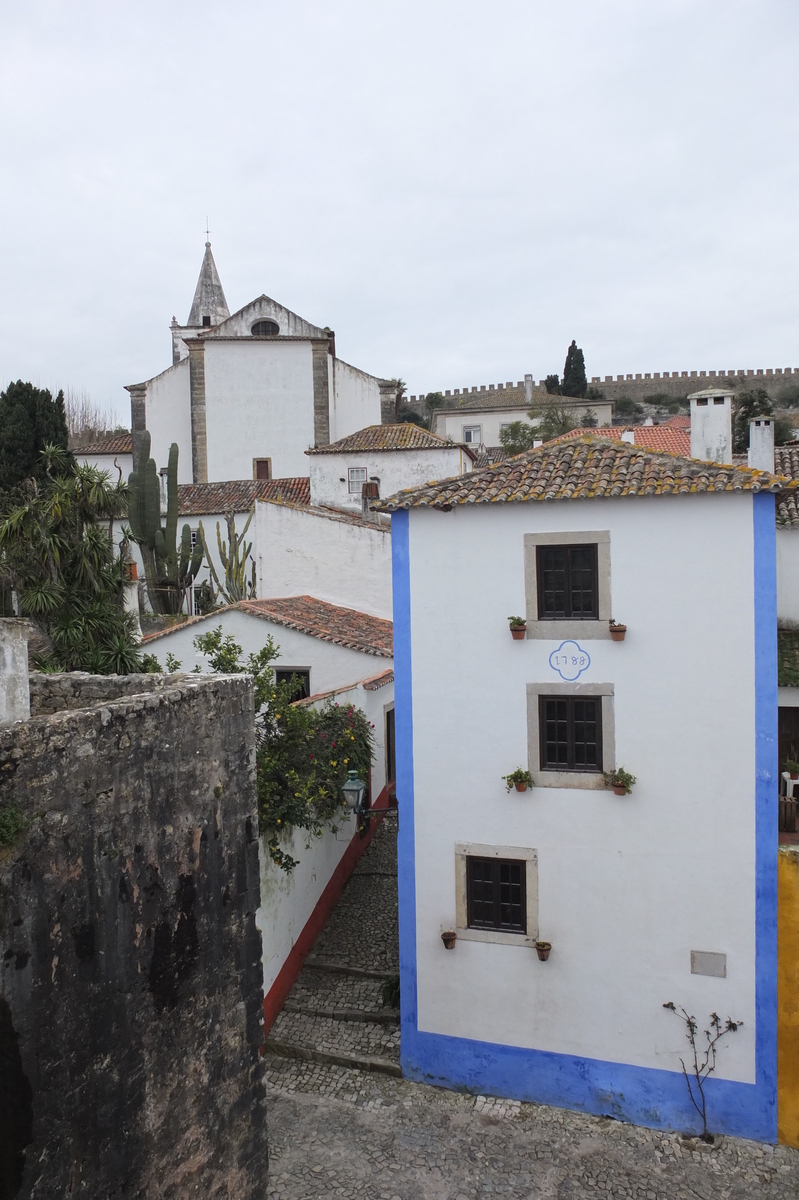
[202,315,211,327]
[190,529,198,549]
[466,857,527,933]
[463,425,482,444]
[251,319,279,336]
[713,397,725,405]
[275,669,310,700]
[348,467,368,493]
[696,398,708,407]
[539,695,602,772]
[253,457,272,481]
[536,544,598,620]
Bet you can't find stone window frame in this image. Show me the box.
[462,424,482,444]
[523,530,612,639]
[252,457,272,481]
[454,842,539,947]
[526,682,615,790]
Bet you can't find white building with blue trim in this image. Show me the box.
[378,435,797,1141]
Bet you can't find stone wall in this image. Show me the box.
[27,669,181,716]
[0,673,268,1198]
[585,368,799,406]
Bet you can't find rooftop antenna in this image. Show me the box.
[205,217,211,244]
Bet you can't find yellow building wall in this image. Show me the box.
[778,846,799,1147]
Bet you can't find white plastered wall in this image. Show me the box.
[432,401,614,445]
[777,527,799,624]
[329,358,383,442]
[141,606,390,695]
[256,501,392,619]
[142,358,193,483]
[77,452,133,480]
[258,675,394,996]
[203,340,316,481]
[407,492,757,1084]
[309,447,471,512]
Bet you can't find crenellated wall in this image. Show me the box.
[0,672,268,1198]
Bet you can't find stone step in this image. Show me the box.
[309,873,399,973]
[282,1001,398,1024]
[288,964,395,1016]
[302,958,396,980]
[265,1010,401,1077]
[263,1039,402,1078]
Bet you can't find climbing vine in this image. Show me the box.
[191,626,374,870]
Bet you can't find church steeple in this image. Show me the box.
[187,242,230,327]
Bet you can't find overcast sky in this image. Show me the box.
[1,1,797,424]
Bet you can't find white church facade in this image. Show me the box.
[125,243,398,484]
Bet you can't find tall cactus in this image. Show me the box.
[128,432,202,614]
[198,507,257,604]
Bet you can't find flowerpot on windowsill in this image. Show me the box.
[514,782,528,793]
[441,930,457,950]
[612,784,627,796]
[510,625,526,640]
[609,622,627,642]
[535,941,551,962]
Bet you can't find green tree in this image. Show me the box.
[733,388,771,453]
[0,381,69,492]
[528,399,576,441]
[0,446,143,672]
[562,341,587,398]
[499,421,539,456]
[581,409,598,428]
[194,626,374,871]
[544,374,561,395]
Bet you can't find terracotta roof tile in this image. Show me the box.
[306,424,470,455]
[775,447,799,526]
[143,594,393,657]
[177,478,310,515]
[377,436,798,511]
[660,414,691,429]
[79,434,133,454]
[239,596,393,656]
[549,426,691,456]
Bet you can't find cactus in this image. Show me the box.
[128,432,203,614]
[198,507,257,604]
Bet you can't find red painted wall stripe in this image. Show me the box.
[262,785,392,1036]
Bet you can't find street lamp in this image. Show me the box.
[341,769,366,816]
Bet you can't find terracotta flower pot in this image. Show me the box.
[510,626,526,640]
[790,773,799,781]
[535,942,551,961]
[514,782,528,793]
[609,624,627,642]
[441,931,457,950]
[612,784,627,796]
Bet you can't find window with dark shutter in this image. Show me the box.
[536,544,598,620]
[539,695,602,772]
[466,857,527,933]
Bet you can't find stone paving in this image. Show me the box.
[264,810,799,1198]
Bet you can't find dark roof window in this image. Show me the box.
[252,319,279,336]
[202,315,211,327]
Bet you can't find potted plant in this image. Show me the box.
[609,620,627,642]
[786,759,799,780]
[508,616,527,641]
[535,940,552,961]
[603,766,636,796]
[502,768,534,793]
[441,930,457,950]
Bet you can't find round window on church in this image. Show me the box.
[251,320,279,336]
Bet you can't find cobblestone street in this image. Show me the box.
[264,814,799,1199]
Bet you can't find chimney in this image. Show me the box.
[524,374,533,405]
[361,479,380,521]
[621,429,635,444]
[748,418,775,473]
[688,389,733,464]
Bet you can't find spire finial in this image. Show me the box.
[205,216,211,245]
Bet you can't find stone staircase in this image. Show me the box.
[264,811,400,1077]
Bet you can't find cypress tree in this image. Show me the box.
[561,341,587,398]
[0,381,69,491]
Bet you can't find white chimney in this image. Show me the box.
[524,374,533,405]
[621,429,635,444]
[748,418,775,473]
[688,389,733,464]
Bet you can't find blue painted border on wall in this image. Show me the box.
[394,497,779,1140]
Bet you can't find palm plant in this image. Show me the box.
[0,445,144,673]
